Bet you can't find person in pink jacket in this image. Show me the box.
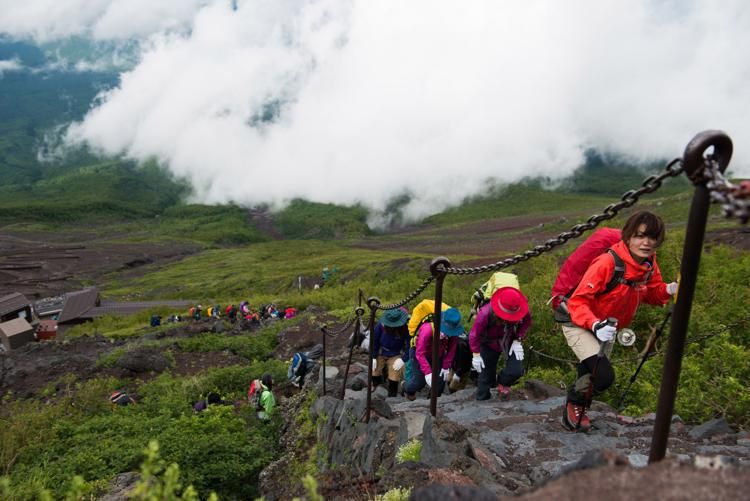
[405,307,463,401]
[469,287,531,401]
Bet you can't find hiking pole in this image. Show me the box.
[577,317,617,430]
[617,307,673,410]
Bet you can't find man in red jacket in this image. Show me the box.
[562,211,678,431]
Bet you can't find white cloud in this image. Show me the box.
[0,0,207,42]
[8,0,750,220]
[0,58,23,75]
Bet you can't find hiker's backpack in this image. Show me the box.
[550,228,651,322]
[284,307,297,319]
[469,272,521,319]
[288,351,310,387]
[110,391,132,406]
[407,300,450,348]
[247,379,263,410]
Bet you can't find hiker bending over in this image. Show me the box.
[405,308,463,401]
[193,392,229,412]
[371,307,410,397]
[470,287,531,401]
[562,211,677,431]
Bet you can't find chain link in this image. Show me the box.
[703,159,750,224]
[322,313,357,337]
[441,158,684,275]
[373,274,437,311]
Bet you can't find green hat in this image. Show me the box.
[381,308,409,328]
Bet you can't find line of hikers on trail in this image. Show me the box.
[109,373,277,421]
[334,210,678,433]
[150,302,299,327]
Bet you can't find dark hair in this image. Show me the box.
[621,211,665,247]
[261,373,273,390]
[207,392,221,405]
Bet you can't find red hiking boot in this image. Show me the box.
[562,402,591,432]
[497,384,511,400]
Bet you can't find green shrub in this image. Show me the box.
[395,440,422,463]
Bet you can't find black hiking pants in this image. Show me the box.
[567,354,615,406]
[476,344,524,401]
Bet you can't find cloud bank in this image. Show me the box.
[4,0,750,220]
[0,58,22,75]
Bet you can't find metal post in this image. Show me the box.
[364,297,380,423]
[341,307,365,400]
[429,257,451,418]
[649,131,733,463]
[320,326,327,396]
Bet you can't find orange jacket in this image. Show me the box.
[568,240,670,330]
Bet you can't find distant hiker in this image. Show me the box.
[225,304,237,322]
[469,287,531,401]
[284,307,298,319]
[371,307,410,397]
[189,305,202,320]
[167,314,182,323]
[193,392,228,412]
[207,305,221,319]
[150,315,162,327]
[560,211,678,432]
[288,344,323,388]
[110,390,136,408]
[405,307,463,400]
[249,374,276,420]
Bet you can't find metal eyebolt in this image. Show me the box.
[367,296,380,310]
[430,256,451,276]
[355,306,365,317]
[682,130,733,183]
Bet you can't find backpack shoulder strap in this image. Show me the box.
[604,249,626,293]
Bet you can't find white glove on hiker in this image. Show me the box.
[592,319,616,343]
[425,373,433,388]
[666,282,679,296]
[472,354,485,373]
[372,358,378,372]
[392,358,405,371]
[509,340,524,361]
[440,368,450,382]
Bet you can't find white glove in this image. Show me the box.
[392,358,405,371]
[472,354,485,373]
[372,358,378,372]
[509,340,524,361]
[666,282,678,296]
[592,319,616,343]
[452,373,461,384]
[440,368,450,382]
[425,373,432,388]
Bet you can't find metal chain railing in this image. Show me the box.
[371,275,436,311]
[703,159,750,223]
[440,158,685,276]
[321,312,358,338]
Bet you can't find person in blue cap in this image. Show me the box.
[405,307,464,400]
[371,307,410,397]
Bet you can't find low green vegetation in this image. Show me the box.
[0,321,289,500]
[395,439,422,463]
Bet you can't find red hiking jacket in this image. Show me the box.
[568,240,671,330]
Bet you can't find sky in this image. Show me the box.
[1,0,749,222]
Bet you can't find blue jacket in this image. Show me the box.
[371,322,409,361]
